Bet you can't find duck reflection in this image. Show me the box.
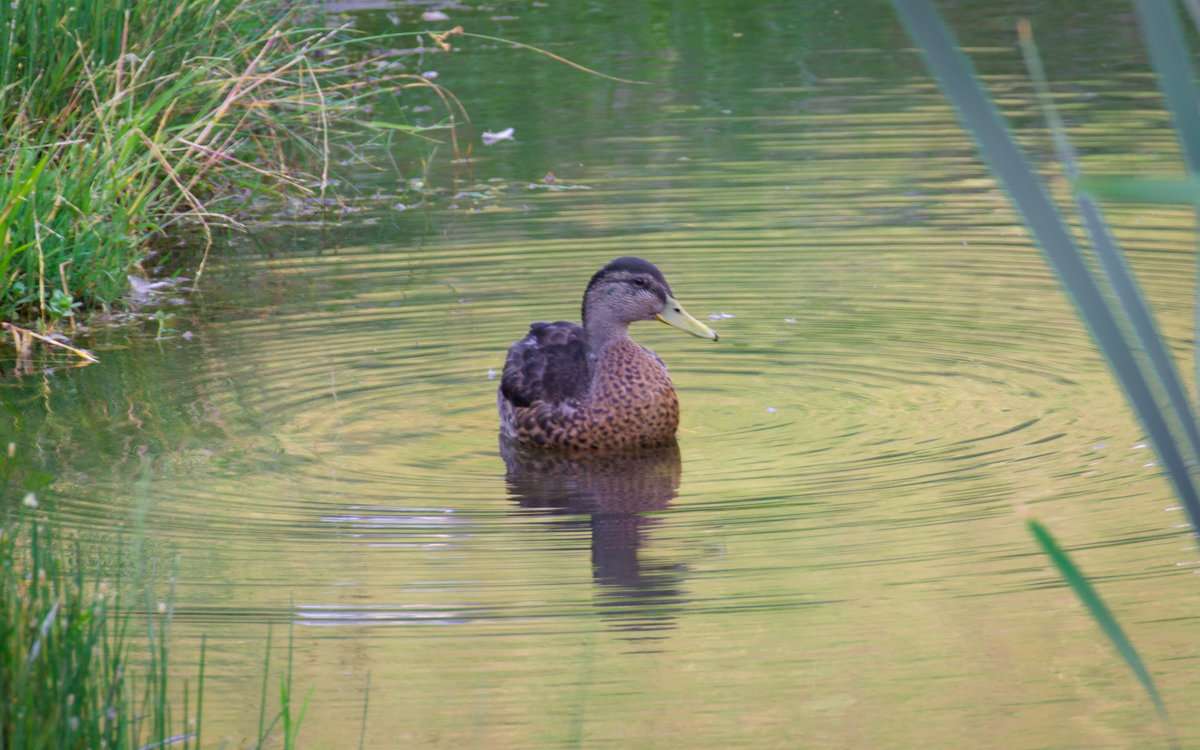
[500,438,685,629]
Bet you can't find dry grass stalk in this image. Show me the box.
[2,321,99,366]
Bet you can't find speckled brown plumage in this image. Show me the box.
[499,334,679,450]
[497,257,717,452]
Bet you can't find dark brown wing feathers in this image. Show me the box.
[500,321,592,407]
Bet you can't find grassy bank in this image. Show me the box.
[0,0,454,329]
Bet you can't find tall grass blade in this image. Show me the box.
[1026,517,1172,730]
[1131,0,1200,173]
[280,605,309,750]
[1128,0,1200,414]
[1185,0,1200,35]
[1077,177,1200,205]
[196,634,206,750]
[256,623,273,744]
[892,0,1200,538]
[1017,21,1200,485]
[359,670,370,750]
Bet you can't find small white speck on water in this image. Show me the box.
[784,318,796,323]
[766,407,777,413]
[1132,443,1147,449]
[487,369,497,380]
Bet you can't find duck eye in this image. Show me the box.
[632,277,648,288]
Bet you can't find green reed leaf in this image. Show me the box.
[1131,0,1200,173]
[1026,518,1171,727]
[892,0,1200,538]
[1018,20,1200,490]
[1077,177,1200,205]
[1129,0,1200,411]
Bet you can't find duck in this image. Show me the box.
[498,256,718,451]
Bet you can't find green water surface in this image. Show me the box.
[4,1,1200,747]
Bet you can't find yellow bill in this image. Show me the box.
[656,296,719,341]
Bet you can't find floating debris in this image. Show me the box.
[422,10,450,22]
[482,127,515,145]
[128,275,178,302]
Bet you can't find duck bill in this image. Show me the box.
[656,296,719,341]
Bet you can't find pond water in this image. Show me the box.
[6,0,1200,746]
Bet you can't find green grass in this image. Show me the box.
[892,0,1200,538]
[0,0,465,328]
[1,510,309,749]
[1025,517,1170,725]
[0,515,189,749]
[892,0,1200,737]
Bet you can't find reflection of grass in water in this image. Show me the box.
[894,0,1199,738]
[0,510,306,748]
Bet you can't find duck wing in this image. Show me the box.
[500,321,591,408]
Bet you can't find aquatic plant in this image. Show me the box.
[893,0,1200,735]
[894,0,1200,538]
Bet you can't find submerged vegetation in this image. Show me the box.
[0,0,465,329]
